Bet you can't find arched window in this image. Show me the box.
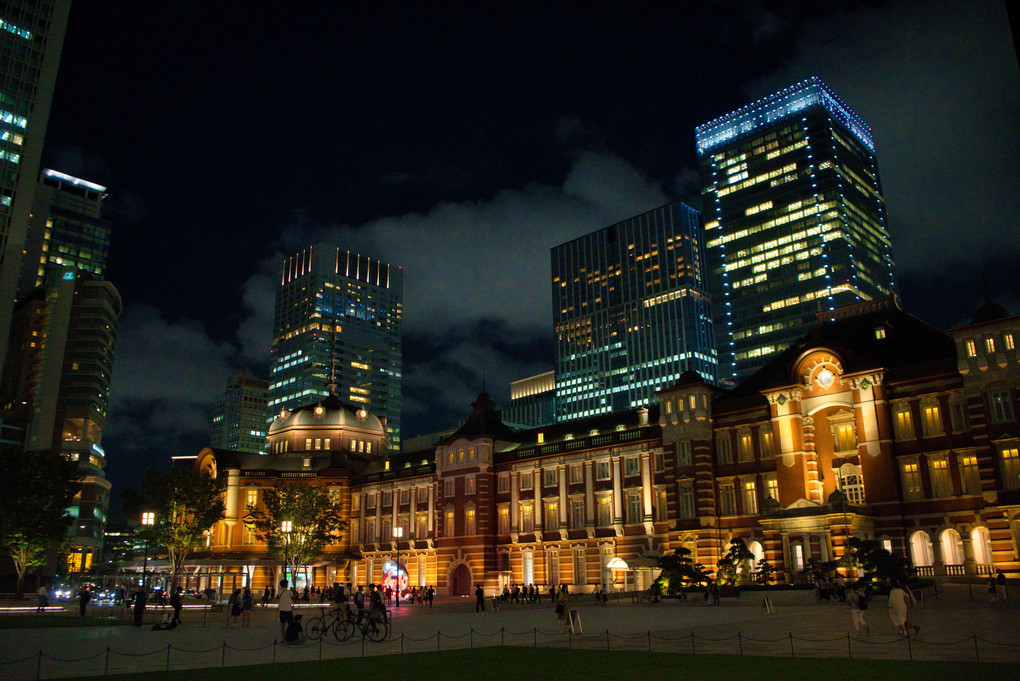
[940,528,964,565]
[971,527,993,566]
[909,531,934,567]
[837,463,866,504]
[522,551,534,585]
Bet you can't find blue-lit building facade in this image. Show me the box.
[268,245,403,449]
[552,201,717,421]
[0,1,71,377]
[696,77,897,384]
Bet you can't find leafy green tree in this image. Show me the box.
[843,537,910,583]
[0,447,83,594]
[655,547,710,594]
[716,538,755,584]
[754,559,775,585]
[122,466,225,589]
[247,485,345,586]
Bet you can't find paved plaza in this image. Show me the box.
[0,584,1017,679]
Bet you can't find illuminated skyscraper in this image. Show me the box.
[0,1,72,374]
[212,373,269,454]
[268,245,403,448]
[696,77,897,383]
[18,169,112,300]
[552,201,717,421]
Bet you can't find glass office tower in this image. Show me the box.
[552,201,717,421]
[268,245,403,448]
[0,1,72,374]
[212,373,269,454]
[18,169,112,300]
[696,77,897,384]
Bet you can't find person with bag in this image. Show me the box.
[847,582,869,634]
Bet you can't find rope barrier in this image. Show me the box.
[2,623,1020,677]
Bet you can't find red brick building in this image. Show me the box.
[192,297,1019,595]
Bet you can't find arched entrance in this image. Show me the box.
[909,531,934,569]
[450,563,472,596]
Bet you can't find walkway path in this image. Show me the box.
[0,584,1016,679]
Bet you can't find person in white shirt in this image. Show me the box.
[278,579,294,640]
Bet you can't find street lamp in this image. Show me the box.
[393,526,403,608]
[280,520,293,586]
[140,512,155,593]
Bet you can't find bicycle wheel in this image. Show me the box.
[337,618,356,642]
[306,617,326,641]
[365,619,388,642]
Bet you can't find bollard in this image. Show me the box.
[105,645,110,675]
[165,644,171,671]
[222,641,227,667]
[973,633,980,663]
[36,650,42,681]
[789,632,795,658]
[738,632,743,656]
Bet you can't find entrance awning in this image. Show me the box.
[606,557,660,570]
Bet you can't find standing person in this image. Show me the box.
[241,587,253,627]
[35,583,49,613]
[354,585,366,623]
[995,570,1008,601]
[369,583,387,623]
[278,579,294,641]
[427,585,435,607]
[475,584,485,614]
[78,587,92,617]
[887,580,918,636]
[987,575,998,602]
[556,585,570,631]
[132,589,146,627]
[170,587,183,625]
[847,583,869,634]
[228,588,242,626]
[261,585,271,607]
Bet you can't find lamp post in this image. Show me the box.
[280,520,293,588]
[393,526,403,607]
[140,512,155,593]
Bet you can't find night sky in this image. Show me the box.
[39,1,1019,516]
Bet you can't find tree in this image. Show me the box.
[716,538,755,585]
[122,466,225,590]
[842,537,910,583]
[248,485,345,586]
[655,547,708,594]
[0,447,83,594]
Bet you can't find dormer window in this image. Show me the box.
[874,327,886,340]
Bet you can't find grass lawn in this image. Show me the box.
[61,647,1014,681]
[0,614,130,628]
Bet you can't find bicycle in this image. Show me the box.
[338,609,389,642]
[306,604,353,642]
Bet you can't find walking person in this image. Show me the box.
[227,588,242,627]
[847,583,869,634]
[78,586,92,617]
[354,585,366,623]
[241,587,253,627]
[170,587,183,625]
[132,588,146,627]
[475,584,485,614]
[278,579,294,640]
[556,585,571,631]
[995,570,1008,601]
[887,579,918,636]
[35,583,49,613]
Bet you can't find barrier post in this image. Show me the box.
[35,650,41,681]
[470,629,474,649]
[847,633,852,659]
[738,632,743,656]
[973,633,980,663]
[501,627,505,647]
[690,631,696,654]
[647,631,651,652]
[906,633,912,661]
[272,640,277,663]
[222,641,227,667]
[105,645,110,675]
[789,632,795,657]
[166,644,171,671]
[318,637,322,661]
